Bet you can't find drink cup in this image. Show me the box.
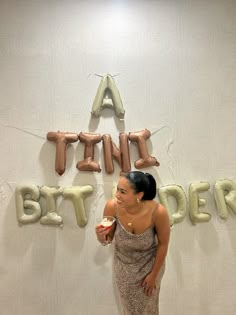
[100,216,116,230]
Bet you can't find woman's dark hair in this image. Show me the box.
[123,171,157,200]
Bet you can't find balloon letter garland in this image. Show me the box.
[63,185,94,227]
[214,179,236,219]
[77,132,102,172]
[16,180,236,227]
[91,74,125,119]
[158,184,187,226]
[189,182,211,224]
[47,131,79,176]
[15,185,94,227]
[47,129,159,174]
[102,133,131,174]
[15,185,41,224]
[129,129,160,169]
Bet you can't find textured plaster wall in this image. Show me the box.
[0,0,236,314]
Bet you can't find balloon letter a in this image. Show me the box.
[91,74,125,119]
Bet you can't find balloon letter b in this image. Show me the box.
[15,185,41,224]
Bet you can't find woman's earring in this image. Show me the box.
[137,198,140,204]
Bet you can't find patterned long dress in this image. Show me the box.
[113,220,165,315]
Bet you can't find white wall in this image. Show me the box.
[0,0,236,314]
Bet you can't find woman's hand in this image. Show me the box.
[141,273,157,296]
[95,224,112,245]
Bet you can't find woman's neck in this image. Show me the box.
[126,201,144,215]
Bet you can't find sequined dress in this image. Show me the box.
[113,220,165,315]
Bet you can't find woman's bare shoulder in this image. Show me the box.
[104,198,116,216]
[154,201,169,219]
[105,198,116,208]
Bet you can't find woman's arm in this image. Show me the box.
[142,202,170,296]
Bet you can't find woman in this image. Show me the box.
[95,171,170,315]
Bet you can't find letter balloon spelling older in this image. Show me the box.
[95,171,170,315]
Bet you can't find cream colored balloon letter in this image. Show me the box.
[63,185,94,227]
[40,186,63,226]
[214,179,236,219]
[91,74,125,119]
[189,182,211,224]
[15,184,41,224]
[158,185,187,226]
